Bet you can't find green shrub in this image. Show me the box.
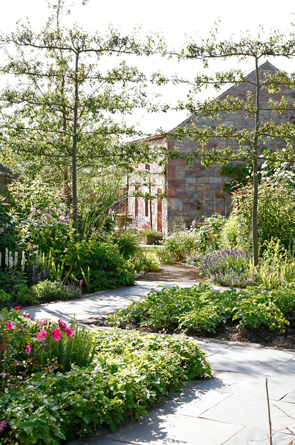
[0,197,17,253]
[231,179,295,252]
[31,280,82,301]
[257,238,295,289]
[0,326,211,444]
[194,213,226,253]
[64,239,134,292]
[114,228,139,260]
[162,229,198,262]
[108,283,295,334]
[136,251,161,272]
[0,308,94,391]
[0,289,13,306]
[219,213,239,248]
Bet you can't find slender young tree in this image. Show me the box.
[0,0,166,232]
[167,30,295,264]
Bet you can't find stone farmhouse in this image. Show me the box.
[128,62,295,235]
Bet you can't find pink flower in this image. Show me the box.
[15,306,21,310]
[25,344,32,354]
[79,280,83,287]
[31,207,36,212]
[0,345,7,350]
[65,327,74,339]
[33,223,37,227]
[5,322,14,330]
[63,248,68,253]
[50,328,63,341]
[60,215,64,220]
[60,204,65,208]
[37,209,41,214]
[37,318,48,327]
[0,228,3,234]
[37,329,48,342]
[109,208,112,214]
[0,420,7,433]
[24,314,31,318]
[58,319,67,331]
[43,216,47,222]
[191,220,196,227]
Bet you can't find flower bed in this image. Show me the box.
[107,282,295,334]
[0,308,211,444]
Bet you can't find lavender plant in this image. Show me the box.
[201,248,257,287]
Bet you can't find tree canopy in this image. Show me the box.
[166,29,295,264]
[0,0,166,230]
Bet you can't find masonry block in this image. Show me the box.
[196,186,211,191]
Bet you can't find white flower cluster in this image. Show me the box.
[2,248,26,270]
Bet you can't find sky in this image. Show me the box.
[1,0,295,135]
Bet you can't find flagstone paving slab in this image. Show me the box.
[196,371,295,401]
[282,388,295,404]
[104,408,243,445]
[160,388,231,417]
[200,393,295,432]
[208,345,295,369]
[222,426,293,445]
[266,357,295,378]
[194,341,230,356]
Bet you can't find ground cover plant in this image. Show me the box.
[107,283,295,335]
[0,307,212,444]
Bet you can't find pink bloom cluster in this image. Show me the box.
[0,420,7,433]
[5,322,14,330]
[28,202,72,230]
[33,318,74,350]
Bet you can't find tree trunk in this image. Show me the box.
[252,57,260,266]
[125,175,129,229]
[72,51,79,233]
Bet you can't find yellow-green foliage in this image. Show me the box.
[139,252,161,272]
[219,213,239,249]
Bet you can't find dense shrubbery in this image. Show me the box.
[31,280,82,302]
[0,308,211,444]
[230,179,295,252]
[64,239,134,292]
[107,283,295,334]
[161,228,198,262]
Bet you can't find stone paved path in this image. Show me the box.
[20,282,295,445]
